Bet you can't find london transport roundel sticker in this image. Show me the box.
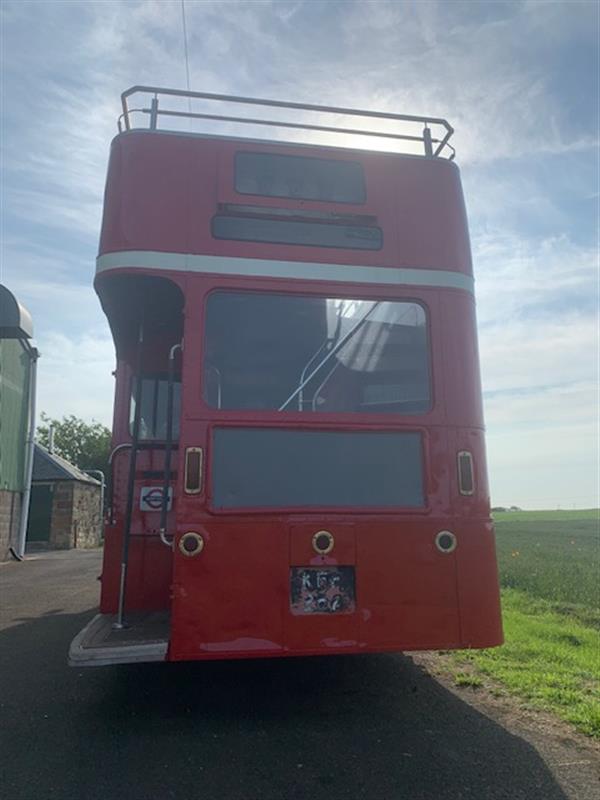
[140,486,172,512]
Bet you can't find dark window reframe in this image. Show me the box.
[211,214,383,251]
[234,151,367,205]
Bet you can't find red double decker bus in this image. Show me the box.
[69,87,502,667]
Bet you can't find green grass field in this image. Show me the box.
[493,509,599,522]
[451,509,600,737]
[493,510,599,609]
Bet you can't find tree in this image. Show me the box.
[37,413,112,478]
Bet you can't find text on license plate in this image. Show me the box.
[290,567,356,615]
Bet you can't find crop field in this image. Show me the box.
[451,509,600,737]
[493,509,598,610]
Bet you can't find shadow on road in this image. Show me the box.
[1,609,569,800]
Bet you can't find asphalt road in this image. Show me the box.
[1,549,598,800]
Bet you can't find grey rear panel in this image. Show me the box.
[212,428,424,509]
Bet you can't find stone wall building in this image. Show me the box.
[0,492,22,561]
[27,444,102,550]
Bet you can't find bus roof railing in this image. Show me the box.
[119,86,455,160]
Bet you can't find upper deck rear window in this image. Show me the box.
[235,152,366,204]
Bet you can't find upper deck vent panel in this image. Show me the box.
[119,86,455,160]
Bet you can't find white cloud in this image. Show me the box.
[487,420,597,508]
[479,314,595,394]
[1,0,598,508]
[474,230,596,324]
[484,381,595,430]
[35,331,115,427]
[3,0,596,241]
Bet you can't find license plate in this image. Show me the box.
[290,567,356,615]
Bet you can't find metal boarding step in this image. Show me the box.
[68,611,169,667]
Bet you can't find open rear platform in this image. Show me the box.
[69,611,169,667]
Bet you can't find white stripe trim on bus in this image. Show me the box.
[96,251,474,293]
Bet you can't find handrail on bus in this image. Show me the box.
[158,341,183,550]
[119,86,455,159]
[106,441,179,526]
[279,301,380,411]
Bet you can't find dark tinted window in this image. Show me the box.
[130,377,181,440]
[235,152,366,204]
[212,428,424,509]
[212,215,382,250]
[204,292,430,414]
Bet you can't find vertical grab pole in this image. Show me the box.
[16,344,38,559]
[114,320,145,630]
[159,342,182,547]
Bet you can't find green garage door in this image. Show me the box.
[27,485,52,542]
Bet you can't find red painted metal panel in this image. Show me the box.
[289,521,355,566]
[355,521,461,648]
[455,520,503,647]
[99,131,472,276]
[169,521,287,660]
[100,531,172,613]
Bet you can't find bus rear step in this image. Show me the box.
[69,611,169,667]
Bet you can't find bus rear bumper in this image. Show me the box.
[68,612,169,667]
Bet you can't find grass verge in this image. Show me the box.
[451,588,600,738]
[448,509,600,737]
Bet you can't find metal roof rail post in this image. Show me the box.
[433,123,455,157]
[423,126,433,157]
[149,96,159,130]
[121,91,131,131]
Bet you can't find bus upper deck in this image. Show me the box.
[98,85,469,280]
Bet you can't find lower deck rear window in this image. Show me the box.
[211,215,382,251]
[211,428,424,509]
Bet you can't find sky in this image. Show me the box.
[1,0,598,509]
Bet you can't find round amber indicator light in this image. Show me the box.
[312,530,334,555]
[179,531,205,557]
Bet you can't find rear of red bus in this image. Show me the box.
[69,88,502,666]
